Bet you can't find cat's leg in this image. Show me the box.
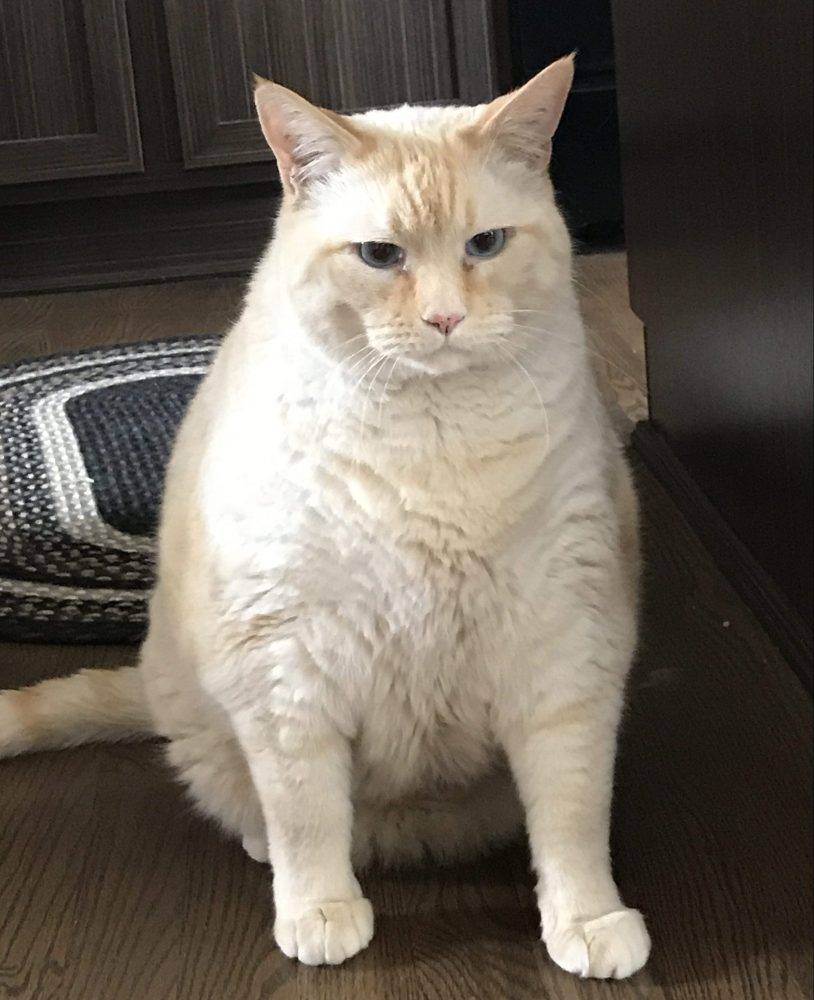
[140,618,268,860]
[495,575,650,979]
[163,722,268,861]
[225,700,373,966]
[499,683,650,979]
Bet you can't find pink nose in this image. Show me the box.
[423,312,465,336]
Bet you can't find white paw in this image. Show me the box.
[545,908,650,979]
[274,897,374,965]
[241,834,269,863]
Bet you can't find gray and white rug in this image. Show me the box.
[0,336,219,643]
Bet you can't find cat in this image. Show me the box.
[0,56,650,978]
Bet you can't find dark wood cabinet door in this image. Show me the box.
[164,0,501,170]
[614,0,813,637]
[0,0,142,184]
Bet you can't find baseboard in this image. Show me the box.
[631,421,812,693]
[0,184,278,297]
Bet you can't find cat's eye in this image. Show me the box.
[357,241,404,269]
[465,228,507,259]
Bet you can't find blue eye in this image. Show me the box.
[465,228,506,259]
[358,241,404,268]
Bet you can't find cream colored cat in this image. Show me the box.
[0,57,650,978]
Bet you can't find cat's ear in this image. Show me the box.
[473,54,575,169]
[253,76,362,197]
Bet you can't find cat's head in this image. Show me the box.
[254,57,574,376]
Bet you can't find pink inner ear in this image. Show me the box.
[254,80,361,196]
[254,84,301,192]
[478,55,575,165]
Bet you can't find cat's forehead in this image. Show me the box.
[331,107,483,240]
[377,141,471,236]
[351,101,481,140]
[317,103,538,242]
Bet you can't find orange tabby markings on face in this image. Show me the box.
[380,142,463,238]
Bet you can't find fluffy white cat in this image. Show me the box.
[0,56,650,978]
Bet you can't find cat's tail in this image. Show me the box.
[0,667,153,759]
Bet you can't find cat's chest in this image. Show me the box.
[353,631,497,800]
[222,445,527,797]
[347,556,513,800]
[293,417,546,557]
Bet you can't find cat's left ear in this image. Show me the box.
[473,54,575,169]
[253,76,363,198]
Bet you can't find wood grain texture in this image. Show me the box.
[0,0,278,209]
[0,185,276,298]
[0,0,94,140]
[447,0,509,103]
[633,421,812,692]
[575,251,647,428]
[0,458,810,999]
[164,0,458,169]
[0,0,143,183]
[0,275,246,363]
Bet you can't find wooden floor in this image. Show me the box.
[1,261,811,999]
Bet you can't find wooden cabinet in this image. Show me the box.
[0,0,507,294]
[614,0,813,679]
[0,0,508,293]
[0,0,142,183]
[163,0,460,169]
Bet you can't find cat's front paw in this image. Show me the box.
[544,907,650,979]
[274,897,374,965]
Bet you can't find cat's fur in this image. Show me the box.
[0,57,650,978]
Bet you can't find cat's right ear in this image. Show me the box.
[253,76,362,198]
[471,55,575,170]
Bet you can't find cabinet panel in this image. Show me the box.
[0,0,142,183]
[614,0,813,624]
[164,0,462,169]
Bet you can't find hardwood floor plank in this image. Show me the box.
[576,251,648,426]
[0,277,246,365]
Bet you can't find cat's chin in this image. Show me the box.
[397,345,474,376]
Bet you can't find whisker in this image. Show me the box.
[509,307,642,364]
[506,322,646,393]
[569,273,624,313]
[320,339,375,404]
[326,350,376,416]
[356,355,389,462]
[349,351,386,399]
[323,334,369,369]
[378,356,400,427]
[343,346,378,378]
[309,345,381,452]
[493,343,551,461]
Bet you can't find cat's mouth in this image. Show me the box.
[359,321,486,376]
[394,340,472,375]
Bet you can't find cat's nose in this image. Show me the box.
[423,312,465,336]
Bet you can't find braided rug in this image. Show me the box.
[0,336,219,643]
